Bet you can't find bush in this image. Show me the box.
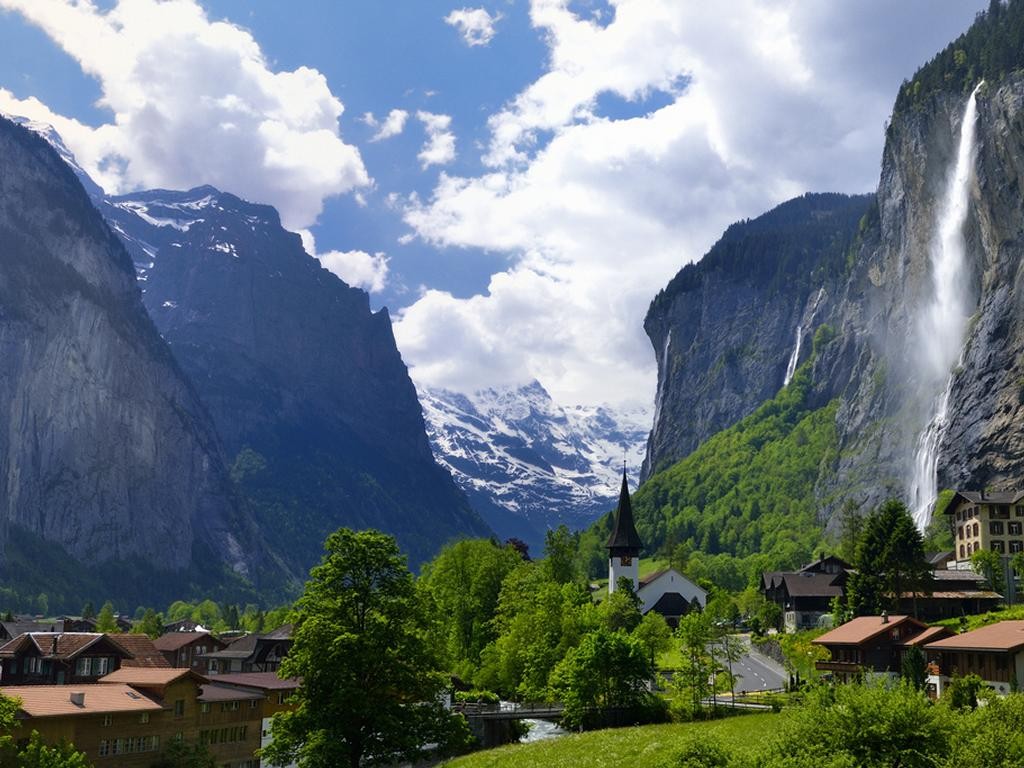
[660,734,730,768]
[455,690,500,705]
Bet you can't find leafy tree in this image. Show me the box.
[95,602,118,633]
[971,548,1006,596]
[148,739,215,768]
[549,628,653,729]
[631,611,672,668]
[419,538,523,677]
[601,578,643,633]
[714,634,746,706]
[673,611,715,718]
[262,529,470,768]
[543,525,581,585]
[946,692,1024,767]
[80,602,95,621]
[901,644,927,690]
[947,674,985,711]
[134,608,164,639]
[845,500,931,616]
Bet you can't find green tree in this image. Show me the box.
[419,538,523,678]
[80,602,95,621]
[946,693,1024,767]
[602,579,643,633]
[262,529,470,768]
[971,548,1006,596]
[631,611,672,668]
[900,644,927,690]
[95,602,118,633]
[149,739,216,768]
[673,611,715,718]
[714,634,746,707]
[845,500,931,616]
[134,609,164,639]
[549,628,653,729]
[947,674,985,711]
[543,525,580,585]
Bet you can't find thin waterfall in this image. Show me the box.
[650,330,672,432]
[909,82,983,531]
[783,325,802,387]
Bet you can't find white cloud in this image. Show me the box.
[394,0,987,407]
[372,109,410,141]
[445,7,502,47]
[416,111,456,168]
[0,0,369,229]
[299,229,389,293]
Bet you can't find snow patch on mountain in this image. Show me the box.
[419,380,650,552]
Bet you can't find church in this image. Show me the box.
[607,471,707,626]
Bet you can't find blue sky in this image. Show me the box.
[0,0,988,408]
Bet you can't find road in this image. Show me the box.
[714,637,787,694]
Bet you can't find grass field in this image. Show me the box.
[443,713,779,768]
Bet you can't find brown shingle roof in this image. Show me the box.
[899,626,954,647]
[99,668,199,687]
[0,633,132,661]
[198,684,263,702]
[947,491,1024,510]
[780,572,843,598]
[925,621,1024,652]
[813,615,926,646]
[115,635,171,668]
[207,672,299,691]
[1,684,162,717]
[153,631,213,652]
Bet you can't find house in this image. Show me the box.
[636,568,706,627]
[946,490,1024,563]
[761,557,851,631]
[894,569,1002,620]
[153,631,226,673]
[0,633,135,685]
[603,471,707,624]
[200,671,300,766]
[811,614,936,682]
[925,620,1024,697]
[201,626,293,675]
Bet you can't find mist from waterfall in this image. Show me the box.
[908,82,983,531]
[783,325,802,387]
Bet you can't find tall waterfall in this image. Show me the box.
[650,329,672,434]
[908,82,983,531]
[783,325,802,387]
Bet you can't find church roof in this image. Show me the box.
[606,471,643,551]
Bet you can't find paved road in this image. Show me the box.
[715,637,787,694]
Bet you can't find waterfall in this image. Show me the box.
[650,330,672,432]
[908,82,983,531]
[783,325,802,387]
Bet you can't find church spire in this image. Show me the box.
[606,469,643,553]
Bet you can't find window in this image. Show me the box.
[974,523,980,537]
[1011,541,1024,554]
[959,526,965,540]
[250,700,259,709]
[991,521,1004,535]
[102,714,112,727]
[139,713,149,724]
[200,702,211,713]
[959,544,966,559]
[956,508,962,522]
[1017,505,1024,517]
[221,701,240,712]
[1010,522,1022,536]
[174,699,185,717]
[974,541,981,553]
[98,741,109,757]
[76,657,92,676]
[993,541,1005,554]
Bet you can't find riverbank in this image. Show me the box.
[443,712,778,767]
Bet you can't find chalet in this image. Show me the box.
[604,472,707,624]
[153,631,226,673]
[811,614,943,682]
[201,626,292,675]
[761,556,850,631]
[925,620,1024,697]
[0,633,135,685]
[894,569,1002,620]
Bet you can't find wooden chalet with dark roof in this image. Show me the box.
[200,625,292,675]
[0,633,135,685]
[761,556,850,631]
[925,620,1024,697]
[153,631,226,673]
[812,614,952,683]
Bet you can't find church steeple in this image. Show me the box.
[607,469,643,594]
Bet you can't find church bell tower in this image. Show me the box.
[607,469,643,594]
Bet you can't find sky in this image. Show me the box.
[0,0,988,410]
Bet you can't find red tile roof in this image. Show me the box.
[114,635,171,668]
[99,668,200,687]
[1,685,161,717]
[925,621,1024,653]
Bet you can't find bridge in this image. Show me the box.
[455,702,565,746]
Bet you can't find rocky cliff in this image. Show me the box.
[93,184,490,569]
[0,117,264,583]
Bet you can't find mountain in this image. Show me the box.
[419,382,649,554]
[88,183,490,571]
[632,0,1024,566]
[0,116,272,607]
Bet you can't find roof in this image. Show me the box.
[261,624,293,641]
[780,571,843,598]
[927,551,955,566]
[946,490,1024,511]
[647,593,696,617]
[799,555,852,573]
[605,470,643,551]
[1,684,162,717]
[904,590,1003,600]
[638,568,707,597]
[153,631,213,652]
[206,672,299,691]
[198,683,263,703]
[926,621,1024,653]
[812,615,925,646]
[639,568,669,588]
[99,668,197,687]
[201,633,257,660]
[114,635,171,668]
[0,621,57,638]
[0,633,132,661]
[931,569,988,583]
[899,626,954,647]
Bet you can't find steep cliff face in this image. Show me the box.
[642,193,871,479]
[95,185,490,569]
[0,118,262,578]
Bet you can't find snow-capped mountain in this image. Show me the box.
[419,381,650,554]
